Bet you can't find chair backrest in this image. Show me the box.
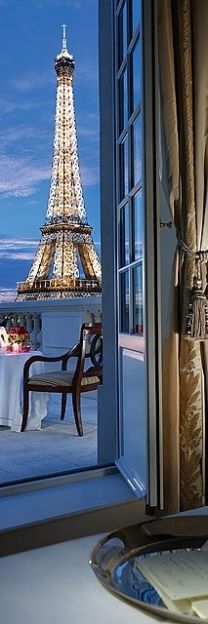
[74,323,103,383]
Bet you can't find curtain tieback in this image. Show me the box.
[177,232,208,340]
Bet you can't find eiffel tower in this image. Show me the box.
[16,26,101,301]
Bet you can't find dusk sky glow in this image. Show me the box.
[0,0,99,300]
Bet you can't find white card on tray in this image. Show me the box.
[192,599,208,619]
[136,549,208,602]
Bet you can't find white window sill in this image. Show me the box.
[0,468,148,555]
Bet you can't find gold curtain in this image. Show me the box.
[159,0,208,512]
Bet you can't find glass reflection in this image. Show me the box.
[120,203,129,267]
[114,558,164,606]
[118,1,127,67]
[120,271,129,333]
[118,69,128,134]
[120,133,128,200]
[132,38,142,111]
[133,191,143,262]
[132,0,141,35]
[133,264,143,335]
[133,114,142,186]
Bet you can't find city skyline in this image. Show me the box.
[0,0,100,301]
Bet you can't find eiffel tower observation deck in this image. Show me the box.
[16,26,101,301]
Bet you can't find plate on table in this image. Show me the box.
[18,346,32,353]
[90,515,208,623]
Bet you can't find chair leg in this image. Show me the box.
[72,390,83,436]
[61,393,67,420]
[21,389,29,432]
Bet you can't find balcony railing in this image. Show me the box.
[17,277,101,298]
[0,296,102,353]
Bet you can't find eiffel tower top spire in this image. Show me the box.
[56,23,71,61]
[16,26,101,301]
[61,24,67,50]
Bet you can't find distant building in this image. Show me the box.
[16,26,101,301]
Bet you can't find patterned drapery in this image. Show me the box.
[159,0,208,511]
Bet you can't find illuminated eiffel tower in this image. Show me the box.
[16,26,101,301]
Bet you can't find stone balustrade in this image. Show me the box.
[0,305,42,351]
[0,297,102,354]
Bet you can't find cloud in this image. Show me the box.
[0,237,39,247]
[0,133,99,196]
[80,164,99,186]
[0,125,47,152]
[0,99,30,115]
[0,151,98,197]
[37,0,96,8]
[0,103,99,196]
[0,98,44,116]
[77,115,99,186]
[78,126,98,139]
[0,252,36,261]
[0,99,18,115]
[72,0,97,8]
[0,155,51,197]
[0,288,17,302]
[0,236,38,260]
[77,60,98,85]
[9,71,53,92]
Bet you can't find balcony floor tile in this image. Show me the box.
[0,396,98,485]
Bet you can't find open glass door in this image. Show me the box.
[115,0,163,509]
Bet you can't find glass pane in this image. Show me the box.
[132,264,143,335]
[132,0,141,35]
[118,1,128,67]
[0,0,102,485]
[120,203,129,267]
[119,133,128,200]
[133,114,142,186]
[132,190,143,261]
[120,271,130,333]
[118,68,128,134]
[132,38,142,111]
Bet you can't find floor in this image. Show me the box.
[0,394,98,485]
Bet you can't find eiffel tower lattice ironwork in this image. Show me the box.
[16,25,101,301]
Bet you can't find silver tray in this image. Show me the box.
[90,515,208,623]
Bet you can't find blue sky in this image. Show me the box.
[0,0,99,300]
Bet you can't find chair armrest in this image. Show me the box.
[23,354,66,385]
[23,341,80,383]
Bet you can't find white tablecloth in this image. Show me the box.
[0,351,48,432]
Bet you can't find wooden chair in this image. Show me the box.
[21,323,103,436]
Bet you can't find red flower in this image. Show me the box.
[9,325,28,337]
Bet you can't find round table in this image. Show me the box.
[0,351,48,432]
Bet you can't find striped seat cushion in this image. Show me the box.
[28,370,100,388]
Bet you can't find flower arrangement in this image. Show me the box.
[0,325,31,353]
[0,327,9,349]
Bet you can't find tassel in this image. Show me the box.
[186,258,208,340]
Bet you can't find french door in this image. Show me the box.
[115,0,163,509]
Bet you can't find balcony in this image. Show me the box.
[0,296,102,485]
